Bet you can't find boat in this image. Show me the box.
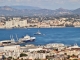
[30,37,36,40]
[0,36,16,46]
[34,30,41,35]
[0,39,15,44]
[19,35,36,42]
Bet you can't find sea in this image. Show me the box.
[0,27,80,46]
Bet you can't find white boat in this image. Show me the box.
[0,39,15,44]
[0,36,15,45]
[34,30,41,35]
[30,37,36,40]
[19,35,36,42]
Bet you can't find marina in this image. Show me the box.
[0,34,36,46]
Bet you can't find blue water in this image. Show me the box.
[0,28,80,46]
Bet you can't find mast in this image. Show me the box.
[10,35,12,40]
[16,34,18,41]
[12,35,15,41]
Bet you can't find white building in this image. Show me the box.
[3,45,21,58]
[5,19,27,28]
[13,17,21,20]
[19,20,27,27]
[5,21,13,28]
[28,53,46,59]
[46,43,64,48]
[28,48,43,52]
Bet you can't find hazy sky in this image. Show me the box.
[0,0,80,10]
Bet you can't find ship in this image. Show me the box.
[19,35,36,42]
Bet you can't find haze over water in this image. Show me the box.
[0,27,80,46]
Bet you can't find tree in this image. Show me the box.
[8,56,12,59]
[71,54,76,57]
[20,53,28,57]
[67,55,70,59]
[7,56,13,60]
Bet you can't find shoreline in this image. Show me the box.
[0,27,80,29]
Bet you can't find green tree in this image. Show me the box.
[7,56,13,60]
[67,55,70,59]
[20,53,28,57]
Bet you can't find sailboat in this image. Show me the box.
[34,30,41,35]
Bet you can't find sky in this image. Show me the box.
[0,0,80,10]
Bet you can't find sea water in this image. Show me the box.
[0,27,80,46]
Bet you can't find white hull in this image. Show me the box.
[19,35,36,42]
[34,30,41,35]
[0,39,16,46]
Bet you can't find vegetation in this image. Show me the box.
[20,53,28,57]
[67,55,70,59]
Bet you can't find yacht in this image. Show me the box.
[19,35,36,42]
[34,30,41,35]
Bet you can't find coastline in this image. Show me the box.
[0,26,80,29]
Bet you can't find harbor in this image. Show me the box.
[0,28,80,46]
[0,0,80,59]
[0,34,36,46]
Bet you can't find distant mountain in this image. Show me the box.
[55,8,70,12]
[53,8,71,15]
[10,6,41,10]
[0,6,80,16]
[72,8,80,14]
[0,6,16,11]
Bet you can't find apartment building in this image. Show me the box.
[3,45,22,58]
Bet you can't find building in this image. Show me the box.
[5,21,13,28]
[13,17,21,20]
[3,45,21,58]
[5,19,27,28]
[18,20,27,27]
